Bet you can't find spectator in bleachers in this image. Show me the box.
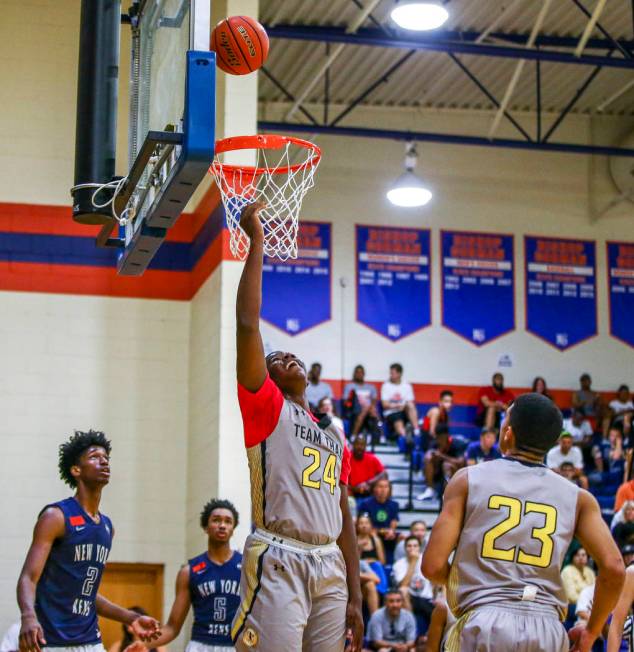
[612,501,634,549]
[357,513,386,565]
[343,365,382,439]
[419,426,465,501]
[546,431,589,489]
[359,478,400,563]
[316,396,344,433]
[381,363,420,443]
[592,424,624,475]
[394,521,428,563]
[349,435,387,499]
[475,372,514,429]
[465,427,501,466]
[609,384,634,437]
[572,373,601,420]
[615,474,634,512]
[421,390,453,441]
[305,362,333,411]
[559,461,584,487]
[532,376,554,401]
[563,408,593,446]
[392,537,435,633]
[561,548,595,619]
[367,590,417,651]
[360,559,381,616]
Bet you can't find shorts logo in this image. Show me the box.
[242,627,259,647]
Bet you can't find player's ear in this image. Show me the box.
[71,464,81,480]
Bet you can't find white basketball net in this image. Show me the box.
[211,138,320,261]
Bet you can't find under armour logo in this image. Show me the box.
[273,563,286,572]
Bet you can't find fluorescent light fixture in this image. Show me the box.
[387,142,433,207]
[390,2,449,31]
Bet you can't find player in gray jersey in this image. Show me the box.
[231,203,363,652]
[422,393,625,652]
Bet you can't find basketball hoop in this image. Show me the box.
[210,134,321,261]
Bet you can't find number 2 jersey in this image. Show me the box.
[188,550,242,646]
[35,497,113,646]
[448,457,579,619]
[237,374,351,545]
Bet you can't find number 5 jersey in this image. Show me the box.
[35,497,113,646]
[448,457,579,619]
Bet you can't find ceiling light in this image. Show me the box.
[390,2,449,31]
[387,143,433,208]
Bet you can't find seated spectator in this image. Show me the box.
[349,435,387,499]
[546,431,588,490]
[367,590,417,651]
[559,462,584,487]
[592,424,624,475]
[381,363,420,443]
[419,426,465,501]
[615,475,634,512]
[572,373,601,420]
[465,427,501,466]
[343,365,382,439]
[532,376,554,401]
[561,548,595,616]
[609,384,634,437]
[359,479,400,563]
[622,543,634,566]
[613,501,634,549]
[360,559,381,615]
[421,390,453,443]
[305,362,333,411]
[475,372,514,429]
[394,520,428,563]
[316,396,344,433]
[392,537,435,633]
[357,513,386,565]
[563,407,593,450]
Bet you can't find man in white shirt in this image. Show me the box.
[563,408,594,446]
[610,384,634,437]
[546,431,589,489]
[381,363,420,442]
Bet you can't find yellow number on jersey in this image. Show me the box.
[481,494,558,568]
[301,447,338,493]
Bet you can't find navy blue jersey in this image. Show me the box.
[35,498,112,646]
[188,550,242,646]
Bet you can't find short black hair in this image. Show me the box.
[58,430,111,488]
[440,390,453,399]
[619,384,630,393]
[200,498,239,529]
[390,363,403,374]
[510,393,563,455]
[310,362,322,370]
[580,373,591,382]
[385,589,403,600]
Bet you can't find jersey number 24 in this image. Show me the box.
[301,447,337,495]
[481,495,557,568]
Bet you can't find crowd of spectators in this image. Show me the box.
[308,360,633,649]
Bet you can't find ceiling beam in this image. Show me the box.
[265,25,634,69]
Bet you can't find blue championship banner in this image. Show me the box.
[525,236,597,350]
[262,221,331,335]
[356,225,431,341]
[608,241,634,348]
[441,230,515,345]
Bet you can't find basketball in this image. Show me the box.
[211,16,269,76]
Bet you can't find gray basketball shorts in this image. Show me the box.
[444,602,568,652]
[231,528,348,652]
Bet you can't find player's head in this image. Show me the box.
[499,393,563,458]
[389,363,403,383]
[373,477,391,501]
[439,390,453,411]
[265,350,307,395]
[352,435,367,458]
[384,589,404,616]
[58,430,111,489]
[480,427,497,451]
[200,498,239,544]
[353,364,365,382]
[492,372,504,390]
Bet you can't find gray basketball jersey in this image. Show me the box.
[447,457,580,619]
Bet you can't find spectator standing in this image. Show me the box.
[615,475,634,512]
[305,362,333,411]
[421,391,453,441]
[546,431,589,489]
[475,373,514,429]
[609,384,634,437]
[343,365,381,439]
[367,590,417,652]
[572,373,601,420]
[360,559,381,616]
[465,428,501,466]
[419,426,465,501]
[532,376,554,401]
[394,521,428,563]
[348,435,387,499]
[359,478,400,563]
[392,537,435,631]
[613,501,634,549]
[381,363,420,443]
[316,396,344,433]
[561,547,596,608]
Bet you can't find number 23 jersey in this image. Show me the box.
[448,457,579,619]
[238,374,351,545]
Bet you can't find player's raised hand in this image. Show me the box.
[239,201,266,243]
[19,615,46,652]
[130,615,161,642]
[345,601,364,652]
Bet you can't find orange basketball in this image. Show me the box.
[211,16,269,76]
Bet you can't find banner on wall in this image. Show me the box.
[261,221,331,335]
[608,241,634,348]
[356,225,431,341]
[441,230,514,345]
[525,236,597,350]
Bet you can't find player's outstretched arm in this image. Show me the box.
[421,468,468,585]
[572,490,625,651]
[607,565,634,652]
[236,202,268,392]
[95,596,160,641]
[17,508,66,652]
